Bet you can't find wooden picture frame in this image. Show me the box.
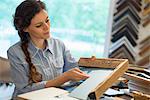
[68,57,129,100]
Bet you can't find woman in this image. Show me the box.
[7,0,89,96]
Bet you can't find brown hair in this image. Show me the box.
[13,0,46,83]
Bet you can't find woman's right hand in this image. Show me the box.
[63,67,90,81]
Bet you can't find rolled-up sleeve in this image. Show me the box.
[7,47,46,96]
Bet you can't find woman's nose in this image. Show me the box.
[43,22,49,30]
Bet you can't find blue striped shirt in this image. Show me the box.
[7,38,78,96]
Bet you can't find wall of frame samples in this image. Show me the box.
[105,0,150,69]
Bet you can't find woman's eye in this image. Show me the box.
[46,19,49,23]
[35,25,42,28]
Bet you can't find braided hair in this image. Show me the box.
[13,0,46,83]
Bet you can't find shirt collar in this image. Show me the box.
[28,38,53,58]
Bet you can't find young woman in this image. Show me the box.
[7,0,89,96]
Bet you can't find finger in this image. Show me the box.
[77,74,89,80]
[74,68,85,74]
[76,70,90,77]
[75,71,90,78]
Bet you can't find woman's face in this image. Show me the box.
[24,9,50,41]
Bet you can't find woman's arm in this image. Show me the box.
[61,41,79,72]
[45,68,89,87]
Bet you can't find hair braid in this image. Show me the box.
[19,31,42,83]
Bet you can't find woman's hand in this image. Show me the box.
[63,67,90,81]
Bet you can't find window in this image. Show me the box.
[0,0,110,59]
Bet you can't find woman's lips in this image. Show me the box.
[44,32,49,35]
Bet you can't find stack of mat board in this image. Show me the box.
[124,67,150,95]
